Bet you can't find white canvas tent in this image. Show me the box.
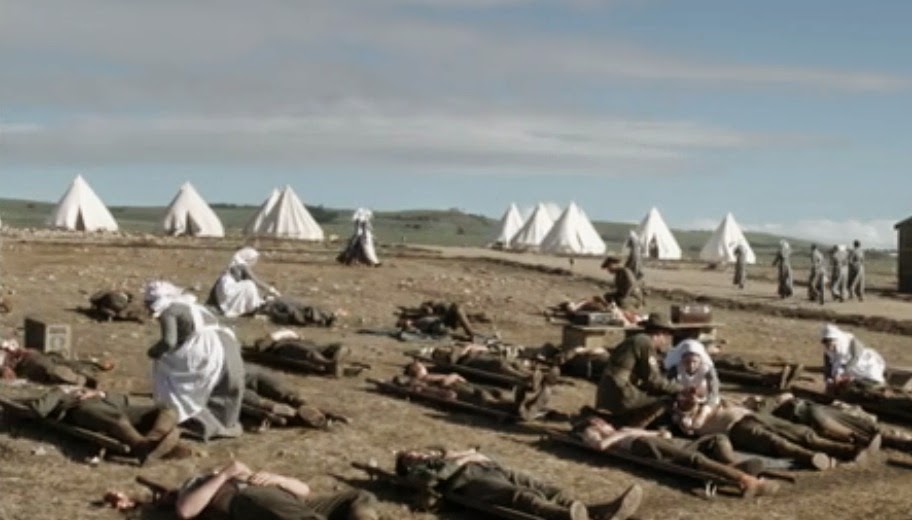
[634,207,682,260]
[162,182,225,237]
[510,202,554,250]
[245,185,324,240]
[543,202,563,221]
[700,212,756,264]
[48,175,119,231]
[244,188,280,236]
[540,202,606,255]
[493,203,523,248]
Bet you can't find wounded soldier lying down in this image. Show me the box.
[395,447,642,520]
[251,331,350,378]
[575,416,778,498]
[28,387,190,463]
[176,460,379,520]
[1,340,102,387]
[394,361,551,420]
[243,364,350,429]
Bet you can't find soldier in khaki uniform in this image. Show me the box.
[259,297,337,327]
[772,240,794,299]
[576,416,779,498]
[595,314,680,425]
[28,387,187,463]
[674,391,877,471]
[733,244,747,289]
[624,231,644,280]
[600,256,644,310]
[421,343,557,384]
[830,246,850,302]
[395,361,551,420]
[88,289,145,323]
[395,447,642,520]
[251,332,350,378]
[848,240,866,301]
[1,340,100,387]
[176,460,379,520]
[808,245,827,304]
[243,364,349,429]
[396,301,480,339]
[746,392,912,451]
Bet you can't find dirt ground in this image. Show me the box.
[1,238,911,520]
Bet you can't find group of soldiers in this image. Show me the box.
[0,237,903,520]
[622,233,868,306]
[748,239,867,303]
[589,310,911,481]
[804,241,867,304]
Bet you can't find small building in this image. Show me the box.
[895,217,912,293]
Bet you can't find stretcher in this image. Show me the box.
[242,348,331,375]
[366,378,518,423]
[791,387,912,426]
[540,427,734,498]
[243,348,370,377]
[0,395,133,456]
[352,461,545,520]
[240,403,289,427]
[405,353,525,389]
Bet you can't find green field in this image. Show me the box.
[0,197,895,275]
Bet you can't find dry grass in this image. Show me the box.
[1,239,911,520]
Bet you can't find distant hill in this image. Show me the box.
[0,197,856,267]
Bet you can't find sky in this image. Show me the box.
[1,0,909,247]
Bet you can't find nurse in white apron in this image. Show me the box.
[145,280,245,440]
[208,247,278,318]
[821,323,885,386]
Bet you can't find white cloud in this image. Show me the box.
[1,1,907,175]
[745,219,897,250]
[0,0,907,116]
[680,218,898,249]
[0,109,756,173]
[682,218,720,231]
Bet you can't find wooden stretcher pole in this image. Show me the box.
[366,378,517,422]
[534,426,738,490]
[0,396,133,455]
[242,350,327,374]
[351,462,546,520]
[414,355,525,388]
[241,403,288,426]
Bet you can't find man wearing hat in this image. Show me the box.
[600,256,644,310]
[595,313,681,426]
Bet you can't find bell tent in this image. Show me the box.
[245,186,324,241]
[700,212,756,264]
[493,203,524,248]
[48,175,119,232]
[162,182,225,237]
[539,202,606,255]
[634,207,682,260]
[509,202,554,250]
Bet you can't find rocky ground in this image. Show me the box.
[0,237,910,520]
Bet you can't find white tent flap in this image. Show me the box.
[540,202,606,255]
[635,207,682,260]
[493,203,524,247]
[699,212,756,264]
[162,182,225,237]
[48,174,119,232]
[245,186,324,240]
[509,202,554,249]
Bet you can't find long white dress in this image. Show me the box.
[152,302,244,438]
[826,334,885,384]
[213,265,264,318]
